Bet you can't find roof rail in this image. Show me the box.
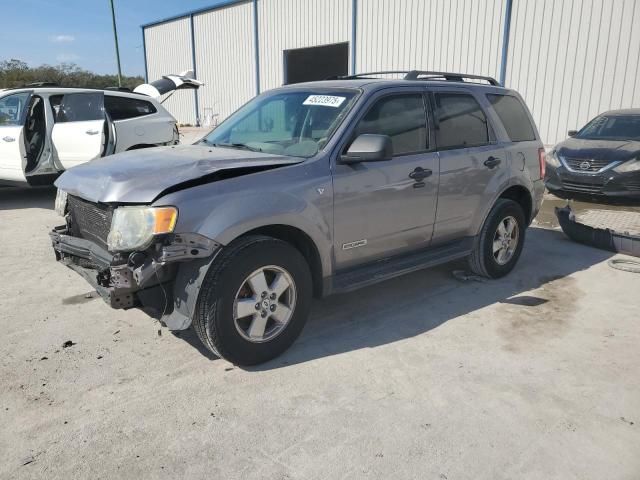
[404,70,500,86]
[23,81,59,88]
[331,70,500,86]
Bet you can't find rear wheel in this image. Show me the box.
[193,235,312,365]
[468,199,526,278]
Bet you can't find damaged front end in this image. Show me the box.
[50,193,220,328]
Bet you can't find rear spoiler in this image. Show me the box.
[133,70,203,99]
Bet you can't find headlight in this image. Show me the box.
[614,159,640,173]
[54,189,68,216]
[107,206,178,252]
[546,150,562,168]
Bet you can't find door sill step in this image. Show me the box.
[330,238,474,294]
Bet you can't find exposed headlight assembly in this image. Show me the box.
[107,206,178,252]
[614,159,640,173]
[546,150,562,168]
[55,189,68,217]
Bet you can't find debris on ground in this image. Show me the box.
[61,340,75,349]
[452,270,487,282]
[39,356,48,361]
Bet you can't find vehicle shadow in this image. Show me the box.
[0,186,56,210]
[240,227,613,371]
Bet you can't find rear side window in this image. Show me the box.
[487,94,536,142]
[105,96,156,121]
[433,93,489,149]
[49,92,104,123]
[355,94,427,155]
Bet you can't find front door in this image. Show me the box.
[332,90,439,270]
[429,90,508,243]
[51,92,105,169]
[0,92,31,183]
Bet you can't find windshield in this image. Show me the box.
[202,89,359,158]
[577,114,640,141]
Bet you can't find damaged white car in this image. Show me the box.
[0,71,202,186]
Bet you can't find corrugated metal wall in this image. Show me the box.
[506,0,640,145]
[356,0,506,80]
[143,18,197,125]
[257,0,352,91]
[194,2,256,122]
[143,0,640,144]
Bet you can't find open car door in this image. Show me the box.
[51,92,105,169]
[0,91,30,183]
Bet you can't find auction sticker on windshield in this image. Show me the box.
[303,95,346,108]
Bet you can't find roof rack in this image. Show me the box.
[23,82,59,88]
[333,70,500,86]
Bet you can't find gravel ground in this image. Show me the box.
[1,186,639,480]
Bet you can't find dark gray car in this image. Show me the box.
[51,71,545,365]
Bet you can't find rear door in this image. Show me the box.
[0,92,31,182]
[429,89,508,243]
[51,92,105,169]
[332,89,439,269]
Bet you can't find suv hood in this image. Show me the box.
[55,145,302,204]
[555,137,640,162]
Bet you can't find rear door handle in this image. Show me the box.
[484,156,502,169]
[409,167,433,181]
[2,136,15,142]
[86,130,100,135]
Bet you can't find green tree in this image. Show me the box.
[0,59,144,90]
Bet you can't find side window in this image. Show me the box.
[354,94,427,155]
[50,92,104,123]
[104,95,157,121]
[433,93,489,150]
[0,92,31,126]
[487,94,536,142]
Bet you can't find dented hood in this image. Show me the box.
[54,145,302,204]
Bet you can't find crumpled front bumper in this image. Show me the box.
[50,225,221,318]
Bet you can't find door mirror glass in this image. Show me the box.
[568,129,578,137]
[340,134,393,163]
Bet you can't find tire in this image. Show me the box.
[193,235,312,365]
[468,199,526,278]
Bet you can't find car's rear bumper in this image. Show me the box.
[50,225,221,314]
[545,165,640,199]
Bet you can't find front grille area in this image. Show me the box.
[67,195,113,249]
[561,179,605,193]
[563,156,614,172]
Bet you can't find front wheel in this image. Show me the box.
[468,199,526,278]
[193,235,312,365]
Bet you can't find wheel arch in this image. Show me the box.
[498,184,533,224]
[234,224,324,298]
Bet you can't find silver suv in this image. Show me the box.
[51,71,545,365]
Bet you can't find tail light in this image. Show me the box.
[538,147,546,179]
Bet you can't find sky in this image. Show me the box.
[0,0,226,77]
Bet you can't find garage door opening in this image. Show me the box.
[283,42,349,85]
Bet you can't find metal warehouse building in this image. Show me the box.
[142,0,640,145]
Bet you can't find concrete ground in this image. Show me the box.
[0,187,639,480]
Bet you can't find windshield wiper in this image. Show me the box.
[210,142,262,152]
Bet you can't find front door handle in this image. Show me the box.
[2,136,15,142]
[85,130,100,135]
[484,156,502,169]
[409,167,433,181]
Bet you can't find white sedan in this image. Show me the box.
[0,72,201,186]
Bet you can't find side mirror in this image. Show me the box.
[568,130,578,137]
[340,134,393,164]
